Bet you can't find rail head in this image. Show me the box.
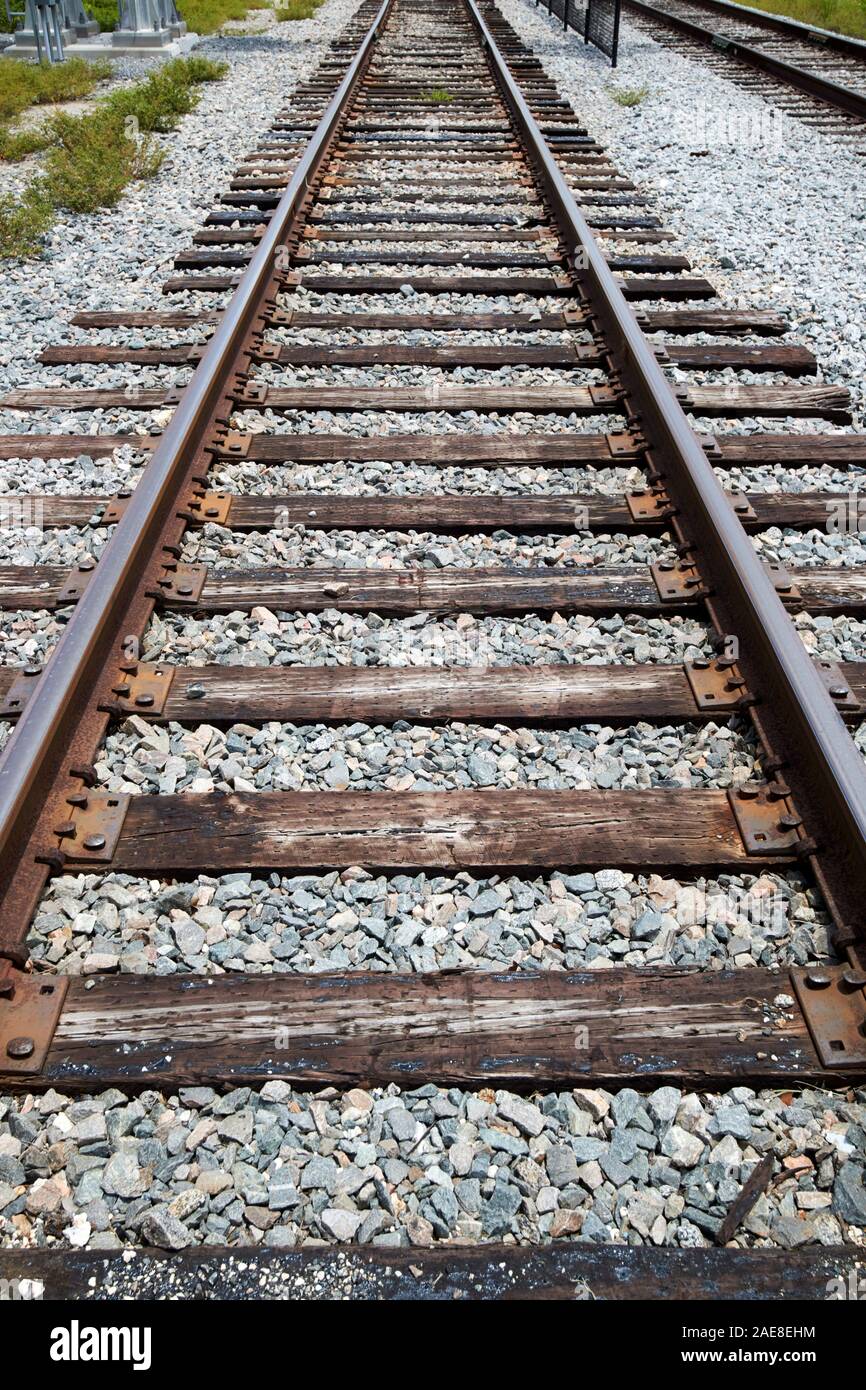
[466,0,866,939]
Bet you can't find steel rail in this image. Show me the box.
[467,0,866,940]
[622,0,866,121]
[0,0,393,943]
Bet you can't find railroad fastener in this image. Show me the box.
[806,970,832,989]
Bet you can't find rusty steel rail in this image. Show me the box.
[468,0,866,945]
[622,0,866,122]
[0,0,393,959]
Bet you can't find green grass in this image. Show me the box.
[607,85,649,106]
[421,87,455,103]
[275,0,323,17]
[730,0,866,40]
[0,57,111,123]
[0,184,55,257]
[0,55,226,255]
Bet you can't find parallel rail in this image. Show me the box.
[621,0,866,131]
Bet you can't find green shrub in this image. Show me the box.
[86,0,119,27]
[104,55,226,133]
[105,68,197,133]
[0,58,110,123]
[0,183,54,257]
[171,55,229,83]
[78,0,269,33]
[739,0,866,38]
[0,63,41,123]
[4,48,227,251]
[607,85,649,107]
[0,125,54,161]
[43,109,163,212]
[178,0,270,33]
[31,57,113,104]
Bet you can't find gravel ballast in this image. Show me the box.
[1,1082,863,1253]
[28,863,830,976]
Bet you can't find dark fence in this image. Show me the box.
[534,0,621,67]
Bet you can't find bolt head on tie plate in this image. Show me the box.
[100,495,132,526]
[791,964,866,1068]
[252,342,282,363]
[181,491,233,527]
[233,381,269,407]
[700,434,723,462]
[0,973,69,1076]
[56,792,129,859]
[625,489,672,524]
[588,384,623,409]
[763,561,801,602]
[605,429,645,460]
[52,791,129,864]
[217,432,252,459]
[726,491,757,524]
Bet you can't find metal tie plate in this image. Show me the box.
[152,564,208,605]
[685,657,750,712]
[650,559,708,602]
[791,965,866,1068]
[110,663,175,717]
[0,971,69,1076]
[727,784,803,856]
[53,792,130,864]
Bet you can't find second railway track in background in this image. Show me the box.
[620,0,866,144]
[0,0,865,1299]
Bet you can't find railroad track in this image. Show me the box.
[0,0,865,1300]
[620,0,866,143]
